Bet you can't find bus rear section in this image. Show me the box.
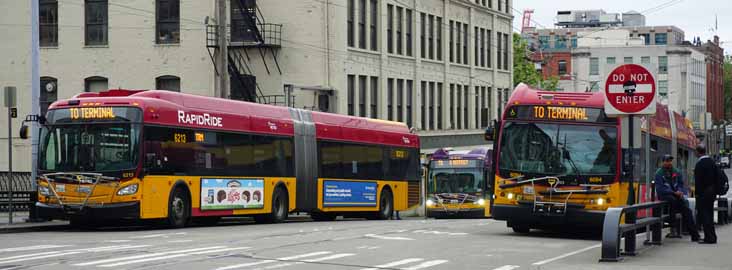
[425,148,492,218]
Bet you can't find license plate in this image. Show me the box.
[56,184,65,192]
[450,200,459,204]
[77,186,91,194]
[523,186,534,195]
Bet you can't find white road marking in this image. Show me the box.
[74,246,225,266]
[96,248,252,268]
[531,244,601,266]
[130,232,187,239]
[215,251,333,270]
[254,253,355,270]
[492,265,520,270]
[0,245,69,253]
[0,251,61,262]
[168,239,194,243]
[105,240,132,243]
[365,234,414,241]
[360,258,424,270]
[402,260,449,270]
[0,251,82,264]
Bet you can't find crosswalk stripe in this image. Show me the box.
[253,253,355,270]
[0,251,61,262]
[492,265,520,270]
[73,246,225,266]
[215,251,333,270]
[0,245,150,264]
[360,258,425,270]
[0,245,69,253]
[96,246,253,267]
[401,260,449,270]
[0,251,82,264]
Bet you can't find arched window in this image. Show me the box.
[155,75,180,92]
[84,76,108,92]
[40,76,58,116]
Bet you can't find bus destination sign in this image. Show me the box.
[505,105,614,123]
[70,107,116,120]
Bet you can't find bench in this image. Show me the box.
[600,201,668,262]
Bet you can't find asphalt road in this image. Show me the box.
[1,169,730,270]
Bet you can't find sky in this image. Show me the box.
[512,0,732,55]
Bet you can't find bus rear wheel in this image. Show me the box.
[376,189,394,220]
[167,187,190,228]
[255,187,288,224]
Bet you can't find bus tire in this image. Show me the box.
[255,187,288,224]
[167,187,190,228]
[512,225,530,234]
[311,211,337,221]
[376,189,394,220]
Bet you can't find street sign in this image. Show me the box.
[604,64,656,116]
[10,108,17,118]
[3,86,16,108]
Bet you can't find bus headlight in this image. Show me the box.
[426,199,435,207]
[475,199,486,206]
[117,184,138,196]
[507,193,515,200]
[596,198,605,206]
[39,186,52,196]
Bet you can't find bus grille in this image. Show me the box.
[408,181,421,207]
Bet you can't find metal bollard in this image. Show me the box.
[622,211,637,256]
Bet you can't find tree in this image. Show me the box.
[512,33,558,91]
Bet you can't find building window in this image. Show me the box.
[156,0,180,44]
[558,60,567,75]
[405,9,412,56]
[420,13,426,58]
[456,22,462,64]
[590,57,599,75]
[437,83,443,129]
[463,85,469,129]
[571,36,578,48]
[370,76,378,118]
[606,57,615,65]
[358,0,366,49]
[503,33,508,69]
[85,0,108,46]
[475,86,480,129]
[40,77,58,116]
[463,25,469,65]
[449,21,454,63]
[396,7,403,55]
[639,33,650,45]
[659,80,668,96]
[487,30,492,68]
[347,75,355,115]
[40,0,58,47]
[624,57,633,64]
[658,56,668,74]
[641,56,650,64]
[456,85,462,129]
[156,75,180,91]
[85,76,108,92]
[555,35,566,49]
[406,80,413,127]
[449,84,455,129]
[436,17,442,61]
[387,5,394,53]
[359,75,367,117]
[480,29,486,67]
[421,82,427,129]
[347,0,354,47]
[428,15,434,59]
[538,35,549,49]
[475,27,480,66]
[369,0,377,51]
[654,33,667,45]
[388,78,394,120]
[497,33,502,70]
[397,79,404,122]
[429,82,435,130]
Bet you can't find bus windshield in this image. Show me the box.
[40,124,141,172]
[428,168,483,194]
[498,122,617,176]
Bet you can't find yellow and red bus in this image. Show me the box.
[486,84,698,233]
[31,89,420,227]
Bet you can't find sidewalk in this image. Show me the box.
[0,211,68,233]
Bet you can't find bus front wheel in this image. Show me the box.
[168,187,190,228]
[255,187,288,224]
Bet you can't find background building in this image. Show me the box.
[0,0,515,173]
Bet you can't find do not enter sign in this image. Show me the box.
[604,64,657,115]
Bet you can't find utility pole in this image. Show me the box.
[30,0,41,202]
[216,0,229,99]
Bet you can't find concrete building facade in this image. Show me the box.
[1,0,514,172]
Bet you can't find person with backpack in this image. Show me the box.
[694,145,719,244]
[655,154,700,240]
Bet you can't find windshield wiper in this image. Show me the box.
[560,134,582,182]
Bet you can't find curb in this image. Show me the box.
[0,221,69,234]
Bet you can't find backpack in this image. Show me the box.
[716,165,729,195]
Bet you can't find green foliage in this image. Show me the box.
[512,33,558,91]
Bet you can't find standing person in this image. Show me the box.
[694,145,718,244]
[655,155,699,241]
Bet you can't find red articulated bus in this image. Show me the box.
[34,89,421,227]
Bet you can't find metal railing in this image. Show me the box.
[599,201,668,262]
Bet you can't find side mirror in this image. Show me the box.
[484,120,500,141]
[19,124,29,139]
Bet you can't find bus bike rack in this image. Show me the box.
[500,176,610,216]
[434,193,472,214]
[40,172,119,214]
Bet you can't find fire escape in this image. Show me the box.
[206,0,284,105]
